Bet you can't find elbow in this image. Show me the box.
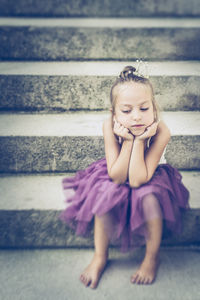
[112,178,126,185]
[129,177,148,188]
[110,175,126,185]
[129,181,142,188]
[108,170,126,185]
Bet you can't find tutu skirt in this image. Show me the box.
[60,158,189,252]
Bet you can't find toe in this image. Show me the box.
[80,273,90,287]
[85,275,91,287]
[139,276,146,285]
[90,274,99,289]
[131,275,137,283]
[80,274,85,284]
[148,276,154,284]
[90,280,98,289]
[131,274,138,284]
[143,277,149,285]
[136,274,142,285]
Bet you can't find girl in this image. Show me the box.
[60,65,189,288]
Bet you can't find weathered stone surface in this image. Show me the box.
[0,75,199,112]
[0,209,199,248]
[0,136,105,173]
[0,0,199,17]
[0,210,92,248]
[0,27,200,60]
[162,209,200,245]
[165,136,200,169]
[0,136,199,173]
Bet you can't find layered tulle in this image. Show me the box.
[60,158,189,252]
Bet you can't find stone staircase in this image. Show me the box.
[0,0,200,250]
[1,2,200,299]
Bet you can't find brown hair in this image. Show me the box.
[110,66,159,121]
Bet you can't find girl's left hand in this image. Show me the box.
[135,122,159,140]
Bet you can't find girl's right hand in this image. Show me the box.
[113,117,134,141]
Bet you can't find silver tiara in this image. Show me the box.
[134,59,149,79]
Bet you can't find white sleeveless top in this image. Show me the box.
[147,137,167,164]
[159,147,167,164]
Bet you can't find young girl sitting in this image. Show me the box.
[60,65,189,288]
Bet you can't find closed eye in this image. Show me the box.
[140,107,149,111]
[122,110,131,113]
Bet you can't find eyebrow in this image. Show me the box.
[139,101,149,105]
[120,101,150,108]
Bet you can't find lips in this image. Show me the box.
[131,124,145,128]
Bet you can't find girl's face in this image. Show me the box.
[114,82,155,136]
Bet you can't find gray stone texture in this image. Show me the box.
[165,136,200,169]
[0,27,200,60]
[0,0,199,17]
[0,136,105,173]
[0,209,200,248]
[0,75,199,112]
[0,210,92,248]
[0,136,199,173]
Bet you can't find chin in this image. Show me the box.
[130,128,146,136]
[134,131,145,136]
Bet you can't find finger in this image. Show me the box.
[152,122,158,128]
[147,121,156,129]
[152,121,159,128]
[122,127,129,135]
[114,120,121,128]
[113,121,120,129]
[113,116,120,125]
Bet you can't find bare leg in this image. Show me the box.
[131,194,163,285]
[80,215,109,289]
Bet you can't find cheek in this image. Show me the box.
[144,111,154,125]
[115,115,129,127]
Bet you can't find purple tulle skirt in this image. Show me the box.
[60,158,189,252]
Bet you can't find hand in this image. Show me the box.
[135,122,159,141]
[113,117,134,141]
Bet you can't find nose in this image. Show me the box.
[132,110,141,121]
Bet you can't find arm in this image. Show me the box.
[128,121,171,188]
[103,117,134,184]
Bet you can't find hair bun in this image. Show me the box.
[119,66,136,80]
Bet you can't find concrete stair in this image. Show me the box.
[0,61,200,112]
[0,112,199,173]
[0,18,200,60]
[0,170,199,248]
[0,1,200,251]
[0,0,199,17]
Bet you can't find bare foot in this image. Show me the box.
[130,254,159,285]
[80,253,108,289]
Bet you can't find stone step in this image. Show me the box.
[0,249,200,300]
[0,0,199,17]
[1,18,200,28]
[0,172,198,210]
[0,112,199,172]
[0,18,200,60]
[0,61,200,112]
[0,172,199,248]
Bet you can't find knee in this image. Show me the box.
[142,194,162,217]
